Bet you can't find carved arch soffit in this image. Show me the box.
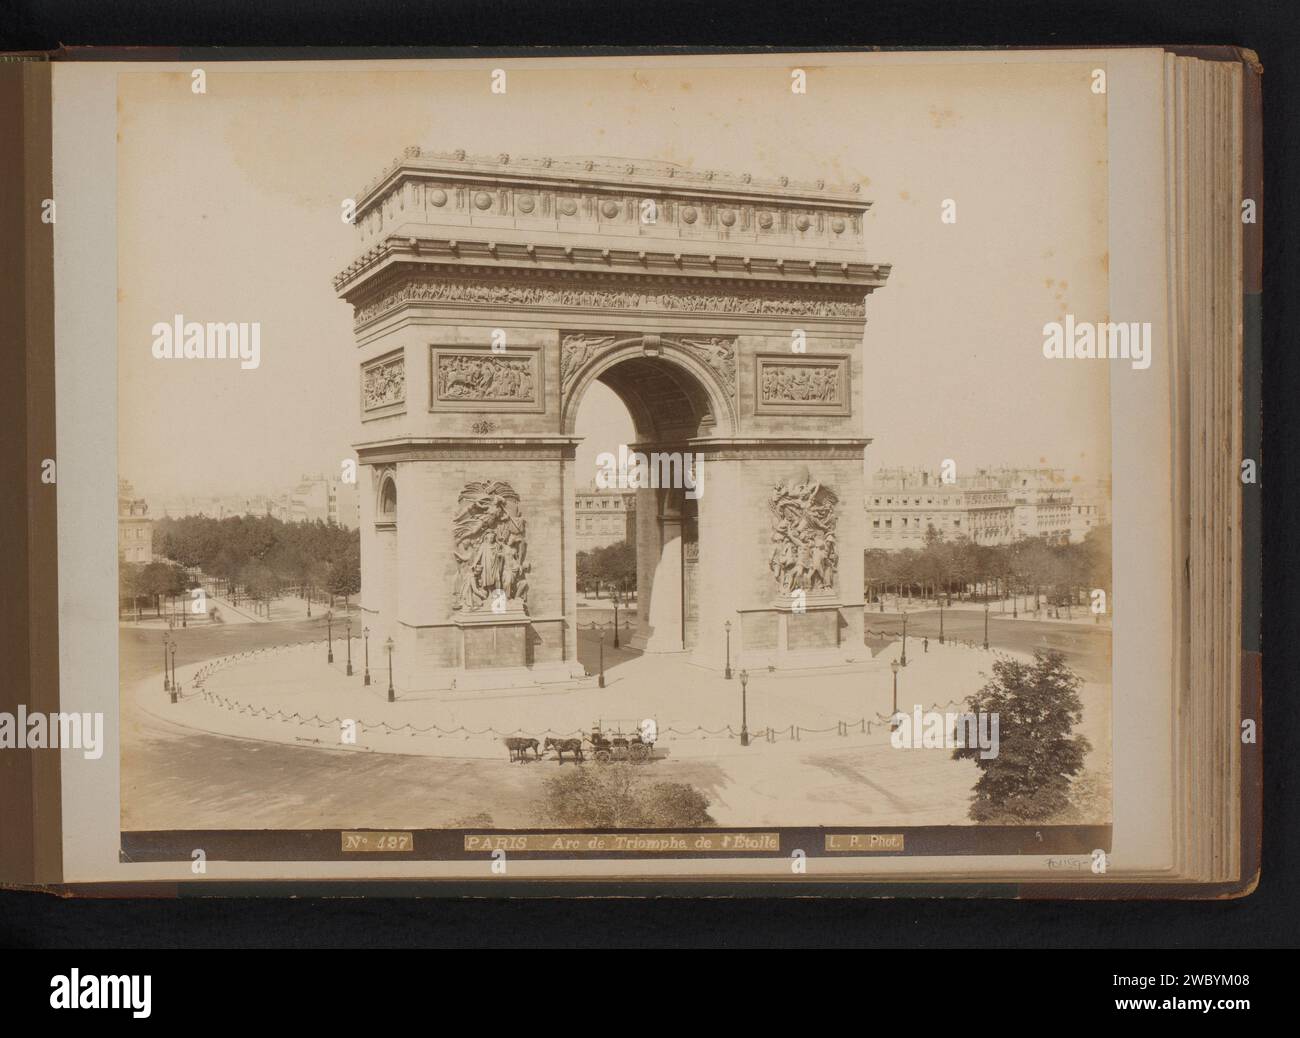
[559,331,739,431]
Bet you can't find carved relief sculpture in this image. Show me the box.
[355,276,866,328]
[452,481,530,612]
[753,354,850,416]
[669,335,737,397]
[561,332,737,400]
[561,333,619,393]
[768,477,839,595]
[761,363,840,403]
[362,355,406,410]
[437,354,535,402]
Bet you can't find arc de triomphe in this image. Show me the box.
[334,149,890,691]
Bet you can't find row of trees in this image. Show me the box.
[577,540,637,598]
[119,559,198,620]
[151,514,360,614]
[864,525,1112,613]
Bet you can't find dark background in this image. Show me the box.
[1,0,1296,950]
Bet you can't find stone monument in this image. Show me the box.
[334,149,890,690]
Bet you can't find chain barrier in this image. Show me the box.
[864,627,991,651]
[187,683,926,744]
[174,637,975,746]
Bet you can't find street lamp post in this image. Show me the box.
[169,642,177,696]
[983,602,990,650]
[724,619,733,680]
[325,609,334,664]
[598,630,606,689]
[612,592,620,649]
[162,632,172,692]
[345,619,353,677]
[363,626,371,686]
[739,669,750,747]
[384,636,395,702]
[890,659,901,731]
[938,600,945,645]
[900,612,909,667]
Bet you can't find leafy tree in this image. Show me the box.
[953,648,1091,822]
[594,540,636,592]
[140,561,177,617]
[863,521,1112,614]
[863,548,890,599]
[150,514,360,604]
[241,561,279,617]
[327,543,361,609]
[1081,523,1112,595]
[538,765,714,828]
[949,537,978,601]
[119,560,145,620]
[637,782,714,827]
[311,560,334,606]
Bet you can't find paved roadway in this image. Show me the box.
[120,608,1109,830]
[864,609,1111,683]
[120,614,701,830]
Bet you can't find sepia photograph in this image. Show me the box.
[108,59,1115,860]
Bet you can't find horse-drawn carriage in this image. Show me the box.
[586,719,656,764]
[528,718,659,764]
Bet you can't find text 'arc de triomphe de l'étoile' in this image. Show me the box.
[333,149,891,691]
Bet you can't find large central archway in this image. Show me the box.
[335,149,890,691]
[568,345,733,655]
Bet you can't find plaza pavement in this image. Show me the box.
[871,596,1111,628]
[132,633,1112,828]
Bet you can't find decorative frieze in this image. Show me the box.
[354,275,866,329]
[754,354,850,417]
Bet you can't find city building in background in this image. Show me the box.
[117,479,153,563]
[1069,478,1113,542]
[157,475,361,529]
[865,469,1016,548]
[269,473,360,528]
[574,482,636,553]
[161,493,269,520]
[865,465,1109,549]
